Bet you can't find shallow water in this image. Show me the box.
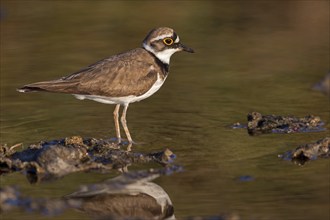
[1,1,329,219]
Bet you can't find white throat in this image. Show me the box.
[143,43,179,64]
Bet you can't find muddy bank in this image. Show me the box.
[246,112,325,135]
[279,137,330,165]
[0,136,175,183]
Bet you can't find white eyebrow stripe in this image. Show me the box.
[150,34,173,42]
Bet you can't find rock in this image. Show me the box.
[247,112,325,135]
[292,137,330,162]
[279,137,330,165]
[0,136,175,183]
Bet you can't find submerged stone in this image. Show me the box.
[313,72,330,96]
[237,175,255,182]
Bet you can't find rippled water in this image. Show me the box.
[1,1,329,219]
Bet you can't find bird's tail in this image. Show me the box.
[17,85,47,93]
[17,80,79,94]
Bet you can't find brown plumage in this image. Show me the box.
[19,48,167,97]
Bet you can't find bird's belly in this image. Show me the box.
[73,75,166,105]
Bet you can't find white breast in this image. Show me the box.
[74,73,166,105]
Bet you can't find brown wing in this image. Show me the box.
[18,48,160,97]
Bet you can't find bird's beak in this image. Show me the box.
[179,43,195,53]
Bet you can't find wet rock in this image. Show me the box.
[90,146,176,170]
[247,112,325,135]
[279,137,330,165]
[0,136,175,183]
[313,72,330,96]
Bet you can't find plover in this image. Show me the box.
[18,27,194,150]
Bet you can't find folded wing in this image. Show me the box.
[18,48,159,97]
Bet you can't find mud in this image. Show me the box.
[279,137,330,165]
[246,112,324,135]
[0,136,175,183]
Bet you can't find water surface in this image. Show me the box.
[1,1,329,219]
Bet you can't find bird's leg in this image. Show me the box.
[120,104,133,151]
[113,104,121,144]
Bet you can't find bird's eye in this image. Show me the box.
[163,38,174,45]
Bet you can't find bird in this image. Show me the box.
[17,27,194,150]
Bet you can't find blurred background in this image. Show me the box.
[1,1,329,219]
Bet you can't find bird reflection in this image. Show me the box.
[65,167,179,220]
